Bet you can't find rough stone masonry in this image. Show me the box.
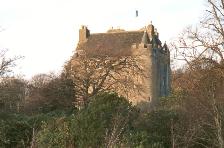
[70,23,171,109]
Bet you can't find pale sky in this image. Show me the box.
[0,0,205,78]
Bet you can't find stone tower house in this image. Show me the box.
[71,23,170,108]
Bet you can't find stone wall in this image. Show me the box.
[71,24,171,110]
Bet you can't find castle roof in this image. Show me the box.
[76,25,163,58]
[76,31,144,57]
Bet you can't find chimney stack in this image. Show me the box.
[79,25,90,43]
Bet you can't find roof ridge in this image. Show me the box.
[91,30,143,35]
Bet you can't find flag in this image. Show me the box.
[136,10,138,17]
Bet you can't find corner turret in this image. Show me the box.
[141,31,150,47]
[146,23,155,37]
[163,42,169,51]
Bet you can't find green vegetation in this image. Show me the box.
[0,76,223,147]
[0,92,182,148]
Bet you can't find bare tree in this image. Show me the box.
[104,112,129,148]
[169,1,224,147]
[65,55,144,108]
[171,0,224,68]
[24,73,54,113]
[169,63,223,147]
[0,77,27,112]
[0,49,22,77]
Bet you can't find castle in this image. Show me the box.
[70,23,171,108]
